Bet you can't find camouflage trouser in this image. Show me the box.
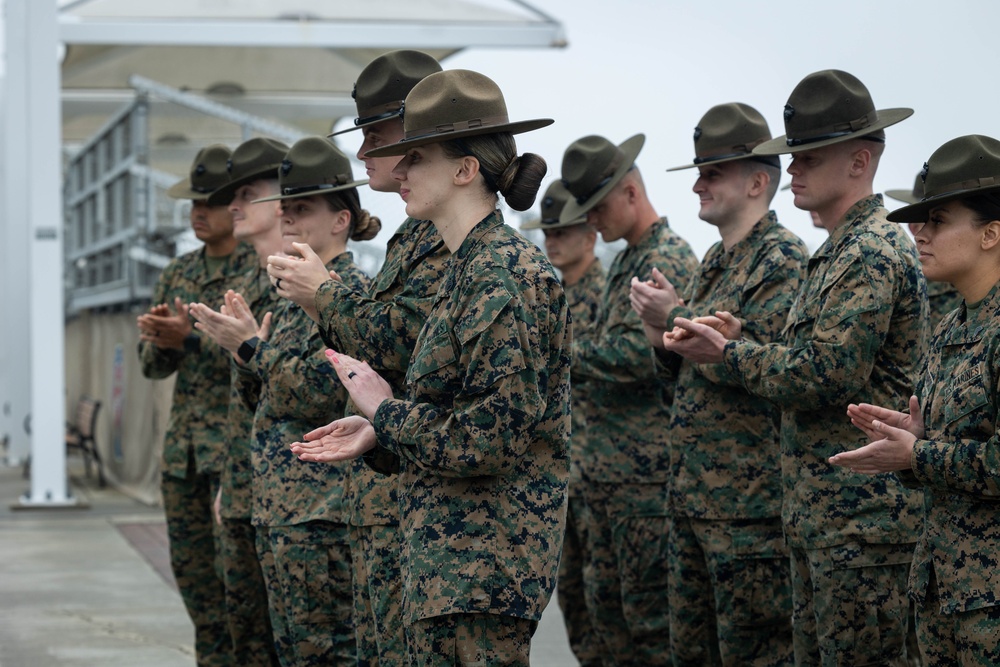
[915,568,1000,666]
[405,613,536,667]
[790,542,914,667]
[668,515,793,667]
[218,516,279,667]
[161,465,233,667]
[256,521,355,666]
[579,482,671,666]
[350,523,405,667]
[557,493,606,666]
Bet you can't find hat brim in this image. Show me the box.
[166,178,212,201]
[364,118,554,158]
[251,178,370,204]
[887,182,1000,222]
[884,189,919,206]
[328,111,402,138]
[521,213,589,231]
[558,133,645,223]
[753,108,914,156]
[666,152,777,172]
[207,168,282,206]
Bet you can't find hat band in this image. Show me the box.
[926,175,1000,200]
[281,181,351,196]
[355,103,403,127]
[786,111,878,147]
[404,114,511,142]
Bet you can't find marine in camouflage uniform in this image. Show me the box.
[138,145,255,667]
[523,180,608,666]
[673,71,929,667]
[636,103,805,667]
[560,134,698,665]
[237,252,369,666]
[318,49,446,667]
[366,210,571,662]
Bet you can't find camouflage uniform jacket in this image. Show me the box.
[904,282,1000,615]
[927,279,963,334]
[315,217,449,527]
[721,195,928,548]
[237,252,369,527]
[565,259,606,494]
[370,211,572,624]
[664,212,807,520]
[220,264,282,519]
[572,217,698,484]
[139,242,256,479]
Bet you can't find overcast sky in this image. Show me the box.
[337,0,998,260]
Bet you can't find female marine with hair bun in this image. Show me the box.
[191,136,378,664]
[291,70,571,665]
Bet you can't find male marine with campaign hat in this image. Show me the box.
[561,133,698,665]
[664,70,928,666]
[631,102,808,666]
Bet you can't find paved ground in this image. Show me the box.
[0,461,578,666]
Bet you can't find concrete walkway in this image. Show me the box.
[0,462,578,666]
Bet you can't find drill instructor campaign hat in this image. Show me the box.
[753,69,912,156]
[885,173,924,206]
[207,137,290,206]
[364,69,553,158]
[521,180,589,231]
[166,144,232,201]
[329,50,442,137]
[558,133,645,223]
[667,102,779,171]
[252,136,369,203]
[887,135,1000,222]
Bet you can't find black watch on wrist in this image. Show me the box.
[237,336,259,364]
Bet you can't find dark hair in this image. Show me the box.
[440,132,548,211]
[322,188,382,241]
[962,191,1000,226]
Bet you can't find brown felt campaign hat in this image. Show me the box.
[329,50,442,137]
[364,69,553,158]
[753,69,912,156]
[887,135,1000,222]
[885,173,924,206]
[166,144,232,201]
[207,137,290,206]
[521,180,588,231]
[668,103,779,171]
[252,136,368,203]
[558,133,645,223]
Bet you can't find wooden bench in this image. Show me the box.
[65,397,106,487]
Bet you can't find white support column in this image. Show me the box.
[9,0,74,506]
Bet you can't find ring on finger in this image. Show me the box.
[276,278,283,290]
[347,371,357,380]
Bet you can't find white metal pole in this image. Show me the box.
[12,0,73,506]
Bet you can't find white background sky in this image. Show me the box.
[336,0,998,260]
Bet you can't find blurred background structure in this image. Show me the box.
[1,0,567,505]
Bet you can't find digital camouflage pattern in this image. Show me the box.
[370,211,571,625]
[140,242,256,477]
[140,242,255,667]
[665,211,806,520]
[236,252,368,666]
[571,217,698,484]
[237,252,369,528]
[405,613,536,667]
[926,279,963,334]
[218,265,282,667]
[660,212,805,667]
[722,195,928,548]
[907,281,1000,626]
[315,216,448,665]
[221,266,282,519]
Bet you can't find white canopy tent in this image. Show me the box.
[1,0,565,506]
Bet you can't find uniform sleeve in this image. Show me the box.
[699,242,805,388]
[571,300,659,383]
[721,243,891,410]
[910,432,1000,498]
[138,261,185,379]
[372,284,554,478]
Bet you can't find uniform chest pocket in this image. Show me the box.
[941,369,990,428]
[407,332,458,384]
